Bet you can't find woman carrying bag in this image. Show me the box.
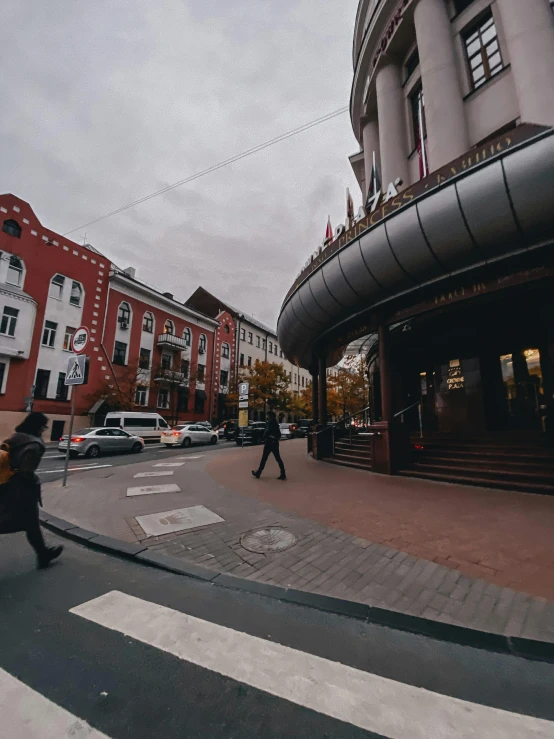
[0,412,63,568]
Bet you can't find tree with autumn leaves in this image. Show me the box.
[227,360,292,415]
[327,356,368,419]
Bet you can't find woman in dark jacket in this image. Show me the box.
[0,412,63,568]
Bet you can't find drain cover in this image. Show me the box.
[241,527,297,553]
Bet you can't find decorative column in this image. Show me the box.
[318,354,327,427]
[413,0,468,169]
[375,61,410,188]
[378,324,392,423]
[496,0,554,126]
[362,119,381,200]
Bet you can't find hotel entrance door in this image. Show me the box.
[499,349,545,430]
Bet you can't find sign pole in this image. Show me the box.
[62,387,77,488]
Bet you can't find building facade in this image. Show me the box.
[277,0,554,490]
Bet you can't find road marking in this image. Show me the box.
[153,462,185,468]
[43,454,65,459]
[126,483,181,497]
[0,667,111,739]
[175,455,203,460]
[134,471,175,479]
[71,591,554,739]
[135,506,224,536]
[38,464,113,474]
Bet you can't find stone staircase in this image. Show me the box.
[397,434,554,495]
[325,434,373,471]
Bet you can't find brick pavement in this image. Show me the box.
[42,442,554,643]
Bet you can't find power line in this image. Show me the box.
[63,106,349,235]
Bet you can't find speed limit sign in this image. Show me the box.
[71,326,90,354]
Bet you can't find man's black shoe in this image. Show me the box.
[277,474,287,480]
[37,545,63,569]
[252,470,260,479]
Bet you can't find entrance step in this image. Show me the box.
[398,469,554,496]
[407,461,554,485]
[327,436,373,471]
[325,457,373,471]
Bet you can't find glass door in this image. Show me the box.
[499,349,544,429]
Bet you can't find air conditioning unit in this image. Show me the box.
[119,321,129,330]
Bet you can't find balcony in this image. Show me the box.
[153,368,187,385]
[157,333,188,351]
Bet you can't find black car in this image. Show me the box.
[235,422,266,445]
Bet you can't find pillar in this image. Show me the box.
[375,61,410,188]
[318,354,327,426]
[413,0,469,169]
[362,119,381,200]
[378,324,392,422]
[311,368,319,426]
[496,0,554,126]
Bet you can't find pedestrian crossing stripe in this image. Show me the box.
[70,591,554,739]
[66,358,84,381]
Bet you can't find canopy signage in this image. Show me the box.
[284,124,549,304]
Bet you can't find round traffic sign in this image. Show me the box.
[72,326,90,354]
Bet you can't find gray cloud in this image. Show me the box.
[0,0,360,328]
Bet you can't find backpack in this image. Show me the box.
[0,442,15,486]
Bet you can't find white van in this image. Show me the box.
[104,412,169,441]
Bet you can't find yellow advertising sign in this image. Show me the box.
[238,409,249,428]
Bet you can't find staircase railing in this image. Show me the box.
[394,401,423,438]
[334,405,372,445]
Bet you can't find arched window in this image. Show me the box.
[70,281,83,307]
[49,273,65,299]
[142,312,154,333]
[224,324,230,333]
[222,342,230,359]
[164,319,174,335]
[118,302,131,327]
[199,334,207,354]
[6,255,24,287]
[183,327,192,347]
[2,219,21,238]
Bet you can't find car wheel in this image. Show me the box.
[210,436,217,445]
[131,442,143,454]
[182,437,191,448]
[85,445,100,459]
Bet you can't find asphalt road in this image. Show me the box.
[37,438,237,483]
[0,533,553,738]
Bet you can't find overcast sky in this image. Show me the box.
[1,0,360,328]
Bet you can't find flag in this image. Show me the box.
[365,151,381,211]
[417,92,429,179]
[346,188,354,228]
[325,215,333,243]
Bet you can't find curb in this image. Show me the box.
[39,511,554,663]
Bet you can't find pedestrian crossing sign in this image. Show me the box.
[65,355,89,385]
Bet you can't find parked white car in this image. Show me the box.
[279,423,293,440]
[161,423,218,448]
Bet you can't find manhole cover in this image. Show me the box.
[240,527,297,553]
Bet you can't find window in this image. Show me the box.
[240,328,245,341]
[0,306,18,336]
[113,341,127,365]
[2,219,21,238]
[164,319,174,335]
[294,373,297,384]
[405,47,419,79]
[220,369,229,387]
[34,369,50,399]
[7,256,23,287]
[118,302,131,325]
[183,327,191,346]
[0,362,5,393]
[256,335,261,348]
[222,342,230,358]
[240,353,244,366]
[269,341,273,354]
[280,350,283,358]
[70,281,82,307]
[224,324,230,333]
[194,392,206,414]
[199,334,207,354]
[180,359,190,377]
[42,320,57,348]
[248,332,253,344]
[161,353,172,370]
[139,347,151,369]
[454,0,475,15]
[262,339,266,350]
[410,84,426,149]
[135,387,147,406]
[49,274,65,299]
[63,326,75,351]
[142,312,154,332]
[157,389,169,409]
[197,364,205,383]
[247,356,252,367]
[463,12,503,90]
[302,376,305,387]
[56,373,68,401]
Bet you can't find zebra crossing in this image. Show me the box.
[2,588,552,739]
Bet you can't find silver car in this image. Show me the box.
[161,424,218,448]
[58,427,145,459]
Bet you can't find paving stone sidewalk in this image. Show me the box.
[43,445,554,644]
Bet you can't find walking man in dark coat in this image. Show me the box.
[252,411,286,480]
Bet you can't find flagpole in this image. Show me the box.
[418,94,428,177]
